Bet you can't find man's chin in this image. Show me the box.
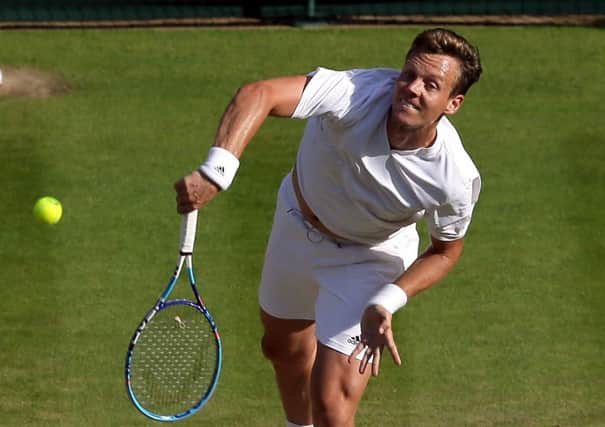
[392,116,423,130]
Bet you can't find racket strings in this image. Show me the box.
[130,305,218,415]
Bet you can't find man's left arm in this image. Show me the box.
[350,236,464,375]
[397,236,464,298]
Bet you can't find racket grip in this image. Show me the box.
[180,210,199,254]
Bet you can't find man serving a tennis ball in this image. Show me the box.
[175,28,482,427]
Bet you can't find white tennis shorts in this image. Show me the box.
[259,173,420,358]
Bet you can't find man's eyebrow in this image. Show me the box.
[403,63,447,79]
[426,73,446,81]
[414,70,447,82]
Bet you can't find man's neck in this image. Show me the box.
[387,114,439,151]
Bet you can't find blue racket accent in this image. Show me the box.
[125,211,222,422]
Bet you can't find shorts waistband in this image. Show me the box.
[291,166,350,244]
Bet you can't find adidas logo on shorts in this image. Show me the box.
[347,335,361,345]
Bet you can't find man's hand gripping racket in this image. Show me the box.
[125,210,222,422]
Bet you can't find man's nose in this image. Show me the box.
[404,77,423,96]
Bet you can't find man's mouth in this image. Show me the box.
[400,100,420,111]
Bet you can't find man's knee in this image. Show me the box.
[310,343,369,425]
[312,392,353,426]
[312,381,361,426]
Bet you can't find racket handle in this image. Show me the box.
[180,210,199,254]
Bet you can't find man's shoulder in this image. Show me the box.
[347,67,400,78]
[345,67,399,89]
[435,118,481,207]
[300,67,397,126]
[313,66,398,77]
[439,117,479,178]
[310,67,399,89]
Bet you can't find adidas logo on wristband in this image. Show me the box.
[199,147,240,191]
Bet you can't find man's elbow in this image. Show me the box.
[431,237,464,266]
[234,81,269,105]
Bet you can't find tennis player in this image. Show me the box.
[175,28,482,427]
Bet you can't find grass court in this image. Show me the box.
[1,25,604,426]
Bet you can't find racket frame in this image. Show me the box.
[125,212,222,422]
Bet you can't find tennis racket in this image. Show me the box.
[125,210,222,422]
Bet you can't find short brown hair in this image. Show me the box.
[406,28,482,95]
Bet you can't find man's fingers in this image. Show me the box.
[173,178,186,192]
[353,306,401,377]
[387,340,402,366]
[175,192,194,213]
[174,173,202,213]
[384,329,402,366]
[348,343,364,364]
[177,202,194,214]
[358,350,369,374]
[174,171,222,213]
[371,348,381,376]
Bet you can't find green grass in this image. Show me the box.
[1,25,604,426]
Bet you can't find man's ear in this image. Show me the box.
[444,94,464,116]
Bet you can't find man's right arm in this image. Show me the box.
[175,75,310,213]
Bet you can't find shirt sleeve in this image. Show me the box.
[291,67,398,127]
[426,175,481,241]
[291,67,354,121]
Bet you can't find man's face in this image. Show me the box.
[391,53,464,130]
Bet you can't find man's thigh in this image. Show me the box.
[258,173,320,320]
[260,309,316,360]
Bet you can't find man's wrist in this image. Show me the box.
[198,146,240,191]
[194,169,221,191]
[367,283,408,314]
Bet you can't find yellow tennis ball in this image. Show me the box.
[33,196,63,224]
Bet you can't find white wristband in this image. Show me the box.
[199,146,240,191]
[367,284,408,314]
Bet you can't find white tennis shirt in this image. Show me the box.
[291,67,481,245]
